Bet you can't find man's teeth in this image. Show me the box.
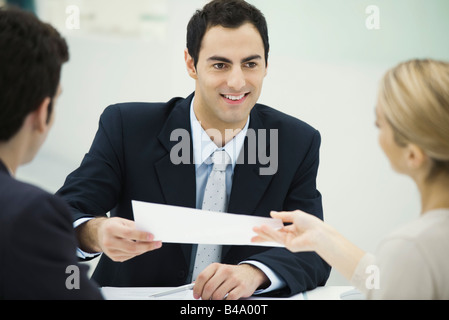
[224,94,246,101]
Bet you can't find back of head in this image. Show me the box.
[378,59,449,178]
[0,7,69,142]
[186,0,269,68]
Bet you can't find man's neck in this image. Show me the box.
[192,102,249,147]
[0,154,17,176]
[0,139,26,176]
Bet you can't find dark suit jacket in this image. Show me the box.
[57,93,331,296]
[0,161,103,299]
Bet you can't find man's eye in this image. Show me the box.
[213,63,227,70]
[245,62,257,68]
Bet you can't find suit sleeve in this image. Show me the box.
[248,130,331,296]
[4,194,103,299]
[56,105,125,222]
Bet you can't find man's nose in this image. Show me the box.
[227,67,246,91]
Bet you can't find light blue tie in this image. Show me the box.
[192,150,231,281]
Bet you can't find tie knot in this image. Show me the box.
[210,150,231,171]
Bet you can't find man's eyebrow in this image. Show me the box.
[207,55,262,64]
[207,56,232,64]
[241,55,262,63]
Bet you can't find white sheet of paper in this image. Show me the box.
[100,286,306,300]
[101,287,195,300]
[132,201,283,247]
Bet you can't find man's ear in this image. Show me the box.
[32,97,51,133]
[184,48,198,80]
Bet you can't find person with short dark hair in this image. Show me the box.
[0,7,103,299]
[57,0,330,299]
[186,0,269,69]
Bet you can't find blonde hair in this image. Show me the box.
[378,59,449,177]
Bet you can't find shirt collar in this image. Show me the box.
[190,96,249,169]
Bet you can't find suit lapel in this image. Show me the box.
[154,94,196,209]
[154,94,196,265]
[228,106,275,216]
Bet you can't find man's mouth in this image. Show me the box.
[220,93,250,103]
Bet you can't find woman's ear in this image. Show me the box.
[405,143,427,171]
[184,48,198,80]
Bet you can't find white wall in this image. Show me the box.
[17,0,449,285]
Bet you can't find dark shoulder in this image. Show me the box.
[101,96,187,124]
[252,103,319,138]
[0,174,71,228]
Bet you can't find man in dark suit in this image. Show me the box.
[0,8,103,299]
[57,0,330,299]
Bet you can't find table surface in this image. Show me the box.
[101,285,358,300]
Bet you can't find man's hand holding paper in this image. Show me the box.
[77,216,162,262]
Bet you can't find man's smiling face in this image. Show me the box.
[185,22,268,133]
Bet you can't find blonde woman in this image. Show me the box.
[252,59,449,299]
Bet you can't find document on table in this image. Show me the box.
[101,286,306,300]
[132,201,283,247]
[101,287,195,300]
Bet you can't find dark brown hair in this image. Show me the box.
[0,7,69,141]
[186,0,269,69]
